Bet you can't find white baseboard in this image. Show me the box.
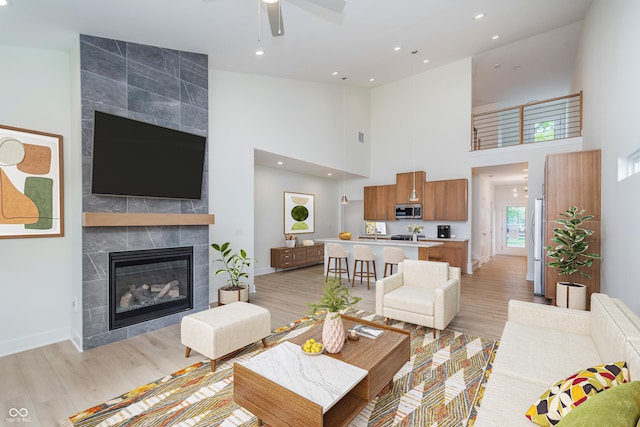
[0,328,70,357]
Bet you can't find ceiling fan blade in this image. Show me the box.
[266,2,285,37]
[304,0,346,13]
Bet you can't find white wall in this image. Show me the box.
[577,0,640,313]
[209,71,371,297]
[0,45,80,356]
[253,165,340,276]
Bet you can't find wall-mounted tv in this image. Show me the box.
[91,111,206,200]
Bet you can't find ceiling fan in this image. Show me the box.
[261,0,346,37]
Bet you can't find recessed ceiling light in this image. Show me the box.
[493,63,501,68]
[327,173,333,176]
[262,0,278,3]
[475,13,485,20]
[332,71,339,76]
[513,65,522,71]
[0,0,7,5]
[423,59,430,63]
[255,50,264,56]
[491,35,500,40]
[393,46,401,51]
[369,78,375,82]
[277,161,283,165]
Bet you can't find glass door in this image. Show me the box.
[501,203,527,256]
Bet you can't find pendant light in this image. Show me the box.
[340,85,349,205]
[409,50,419,202]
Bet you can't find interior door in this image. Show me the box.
[500,203,527,256]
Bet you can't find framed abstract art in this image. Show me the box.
[283,191,314,234]
[0,124,64,238]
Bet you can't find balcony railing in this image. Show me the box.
[471,92,582,151]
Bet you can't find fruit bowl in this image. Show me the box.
[301,339,324,356]
[339,232,352,240]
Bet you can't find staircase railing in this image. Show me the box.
[471,92,582,151]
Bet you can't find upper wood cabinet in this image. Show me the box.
[423,178,468,221]
[396,171,426,204]
[363,184,396,220]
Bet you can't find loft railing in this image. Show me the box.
[471,92,582,151]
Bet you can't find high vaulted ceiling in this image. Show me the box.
[1,0,592,107]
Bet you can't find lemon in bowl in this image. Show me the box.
[339,232,352,240]
[301,338,324,355]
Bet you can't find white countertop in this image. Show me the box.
[356,236,468,243]
[319,238,443,248]
[238,341,367,413]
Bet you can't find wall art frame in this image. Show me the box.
[0,124,64,238]
[283,191,315,234]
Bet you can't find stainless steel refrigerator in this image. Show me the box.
[532,197,545,296]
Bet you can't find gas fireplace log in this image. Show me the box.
[120,291,133,307]
[131,284,154,302]
[155,280,179,299]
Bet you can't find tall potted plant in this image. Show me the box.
[308,279,361,353]
[212,242,253,305]
[545,206,601,309]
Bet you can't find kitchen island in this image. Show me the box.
[318,238,444,281]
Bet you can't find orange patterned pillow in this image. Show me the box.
[525,361,629,426]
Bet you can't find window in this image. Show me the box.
[534,121,555,142]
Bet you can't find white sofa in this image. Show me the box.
[474,293,640,426]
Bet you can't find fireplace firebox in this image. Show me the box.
[109,246,194,330]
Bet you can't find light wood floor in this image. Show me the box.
[0,255,547,425]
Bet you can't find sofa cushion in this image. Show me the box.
[492,320,602,386]
[556,380,640,426]
[525,361,629,426]
[591,293,640,363]
[384,286,434,316]
[399,259,449,288]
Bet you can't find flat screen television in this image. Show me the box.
[91,111,206,200]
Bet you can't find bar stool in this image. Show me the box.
[383,246,406,277]
[352,244,377,290]
[325,243,350,282]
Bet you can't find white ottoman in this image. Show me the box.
[181,302,271,371]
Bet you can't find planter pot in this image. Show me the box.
[556,282,587,310]
[218,284,250,306]
[322,312,346,353]
[285,240,296,248]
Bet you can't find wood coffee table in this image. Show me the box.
[234,315,410,426]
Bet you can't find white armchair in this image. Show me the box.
[375,259,461,337]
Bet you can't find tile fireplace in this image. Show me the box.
[109,246,194,330]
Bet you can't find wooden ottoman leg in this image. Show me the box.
[185,347,191,358]
[211,359,216,372]
[262,338,268,347]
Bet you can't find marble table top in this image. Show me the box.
[237,341,368,413]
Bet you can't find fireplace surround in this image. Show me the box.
[109,246,194,330]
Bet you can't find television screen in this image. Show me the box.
[91,111,206,200]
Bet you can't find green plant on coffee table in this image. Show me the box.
[211,242,254,291]
[545,206,601,285]
[308,279,361,319]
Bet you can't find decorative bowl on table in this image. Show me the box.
[301,339,324,355]
[339,232,352,240]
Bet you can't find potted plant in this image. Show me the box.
[212,242,254,305]
[545,206,601,309]
[407,224,424,242]
[307,279,361,353]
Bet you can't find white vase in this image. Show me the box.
[322,312,346,353]
[412,234,418,242]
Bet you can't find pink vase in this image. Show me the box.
[322,312,346,353]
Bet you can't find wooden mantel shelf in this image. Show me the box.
[82,212,215,227]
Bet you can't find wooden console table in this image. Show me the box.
[270,243,324,271]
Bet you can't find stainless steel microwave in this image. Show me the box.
[395,204,422,219]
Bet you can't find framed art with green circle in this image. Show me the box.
[284,191,315,234]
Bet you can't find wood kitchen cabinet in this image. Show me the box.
[364,184,396,220]
[544,149,601,304]
[396,171,426,204]
[271,244,324,271]
[422,179,468,221]
[418,239,468,274]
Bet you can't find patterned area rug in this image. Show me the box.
[60,310,498,427]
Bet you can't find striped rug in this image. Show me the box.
[61,310,498,427]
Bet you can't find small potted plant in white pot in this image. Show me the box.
[307,279,361,354]
[212,242,254,305]
[545,206,601,309]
